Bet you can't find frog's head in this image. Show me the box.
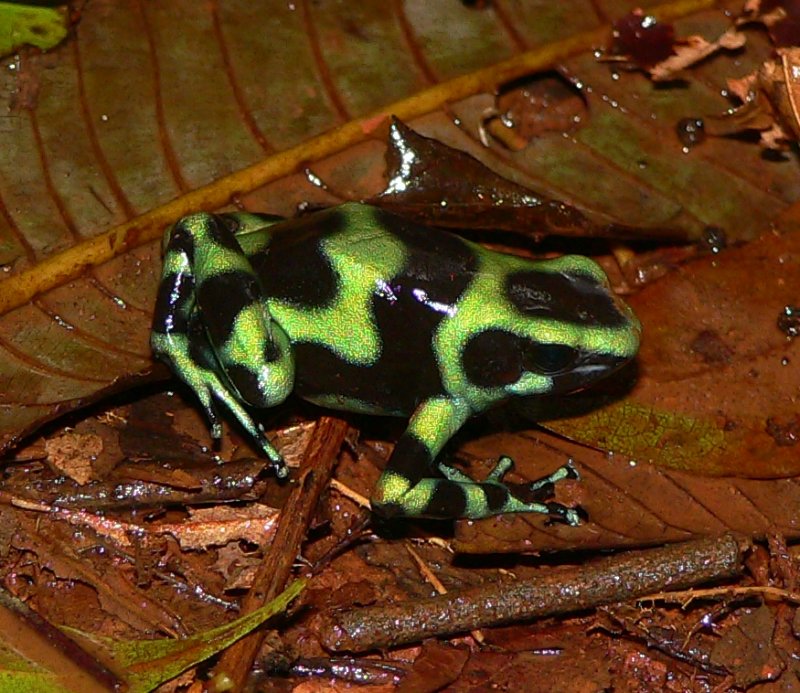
[461,255,641,400]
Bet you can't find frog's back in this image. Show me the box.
[249,204,481,414]
[249,203,478,304]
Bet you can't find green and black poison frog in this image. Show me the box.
[151,203,640,525]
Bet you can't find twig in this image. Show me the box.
[210,417,348,690]
[405,542,485,645]
[321,534,747,652]
[640,584,800,606]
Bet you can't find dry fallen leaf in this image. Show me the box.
[44,432,103,485]
[650,27,747,81]
[156,505,279,551]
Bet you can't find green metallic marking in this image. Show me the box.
[386,478,437,516]
[238,233,272,258]
[225,304,270,364]
[509,253,641,356]
[434,249,549,410]
[407,397,472,456]
[181,213,275,276]
[196,243,256,275]
[226,212,283,257]
[462,485,490,519]
[438,464,475,484]
[373,469,411,507]
[487,456,514,481]
[530,463,578,489]
[501,496,551,515]
[536,253,607,283]
[222,306,294,406]
[161,247,192,276]
[268,207,408,365]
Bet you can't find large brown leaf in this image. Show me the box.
[0,0,797,487]
[547,228,800,478]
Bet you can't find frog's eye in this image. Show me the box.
[462,330,524,388]
[523,343,578,375]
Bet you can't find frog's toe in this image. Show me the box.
[200,399,223,439]
[542,501,585,527]
[495,461,584,524]
[486,455,515,482]
[526,461,579,495]
[256,424,288,478]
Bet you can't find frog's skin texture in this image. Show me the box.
[151,203,640,524]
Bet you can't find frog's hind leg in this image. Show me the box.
[370,396,582,523]
[151,212,294,476]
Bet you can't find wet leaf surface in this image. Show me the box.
[1,0,795,453]
[1,0,800,690]
[544,227,800,479]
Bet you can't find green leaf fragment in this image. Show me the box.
[62,578,306,693]
[0,642,69,693]
[0,671,66,693]
[0,3,68,57]
[547,400,730,474]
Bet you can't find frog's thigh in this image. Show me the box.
[371,397,475,518]
[185,219,295,409]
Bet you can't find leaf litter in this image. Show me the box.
[1,1,800,690]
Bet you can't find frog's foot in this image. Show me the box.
[412,456,583,527]
[153,333,287,478]
[205,382,288,478]
[438,456,583,526]
[201,376,288,479]
[504,458,583,526]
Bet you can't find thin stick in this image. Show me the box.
[211,417,348,690]
[321,534,747,652]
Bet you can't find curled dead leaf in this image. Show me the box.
[705,48,800,149]
[650,28,747,82]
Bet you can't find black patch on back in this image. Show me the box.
[250,207,344,309]
[371,207,479,304]
[152,272,193,335]
[292,208,480,413]
[506,270,628,327]
[196,270,261,348]
[292,340,443,415]
[462,329,524,388]
[358,208,478,407]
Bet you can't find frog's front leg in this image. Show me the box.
[371,397,581,523]
[150,213,294,477]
